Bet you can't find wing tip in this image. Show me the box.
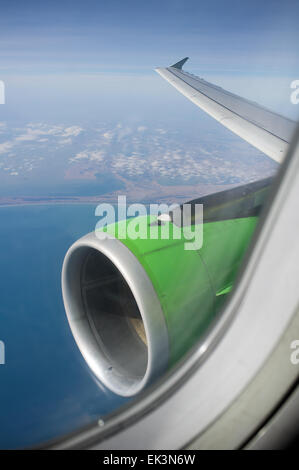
[170,57,189,70]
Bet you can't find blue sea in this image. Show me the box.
[0,204,128,449]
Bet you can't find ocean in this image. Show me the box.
[0,204,128,448]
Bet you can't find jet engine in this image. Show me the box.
[62,178,271,397]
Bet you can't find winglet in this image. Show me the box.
[170,57,189,70]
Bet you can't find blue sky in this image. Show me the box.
[0,0,299,121]
[0,0,298,73]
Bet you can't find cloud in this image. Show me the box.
[0,123,84,160]
[15,125,83,143]
[15,133,40,141]
[59,138,73,145]
[102,131,114,140]
[89,150,105,161]
[5,124,84,153]
[61,126,83,137]
[15,126,58,141]
[69,149,105,163]
[70,150,89,162]
[0,141,14,154]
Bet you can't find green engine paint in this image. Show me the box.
[97,177,272,367]
[99,213,258,367]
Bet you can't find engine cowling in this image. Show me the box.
[62,215,219,396]
[62,178,267,396]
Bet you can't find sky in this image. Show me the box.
[0,0,299,123]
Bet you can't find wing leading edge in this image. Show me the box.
[155,58,296,163]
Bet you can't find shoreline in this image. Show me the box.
[0,183,238,209]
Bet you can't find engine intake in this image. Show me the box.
[62,232,169,397]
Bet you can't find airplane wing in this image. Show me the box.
[155,57,296,163]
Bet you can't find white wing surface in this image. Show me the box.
[156,58,296,163]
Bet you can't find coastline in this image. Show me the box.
[0,182,237,208]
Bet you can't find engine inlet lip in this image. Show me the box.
[61,231,169,397]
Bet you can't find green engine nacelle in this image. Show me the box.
[62,178,270,396]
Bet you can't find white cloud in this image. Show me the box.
[15,126,57,141]
[10,124,83,148]
[44,126,64,135]
[0,141,14,154]
[102,131,114,140]
[69,150,89,162]
[69,149,105,163]
[89,150,105,162]
[15,133,39,141]
[59,138,73,145]
[61,126,83,138]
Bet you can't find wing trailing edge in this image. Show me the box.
[155,59,296,163]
